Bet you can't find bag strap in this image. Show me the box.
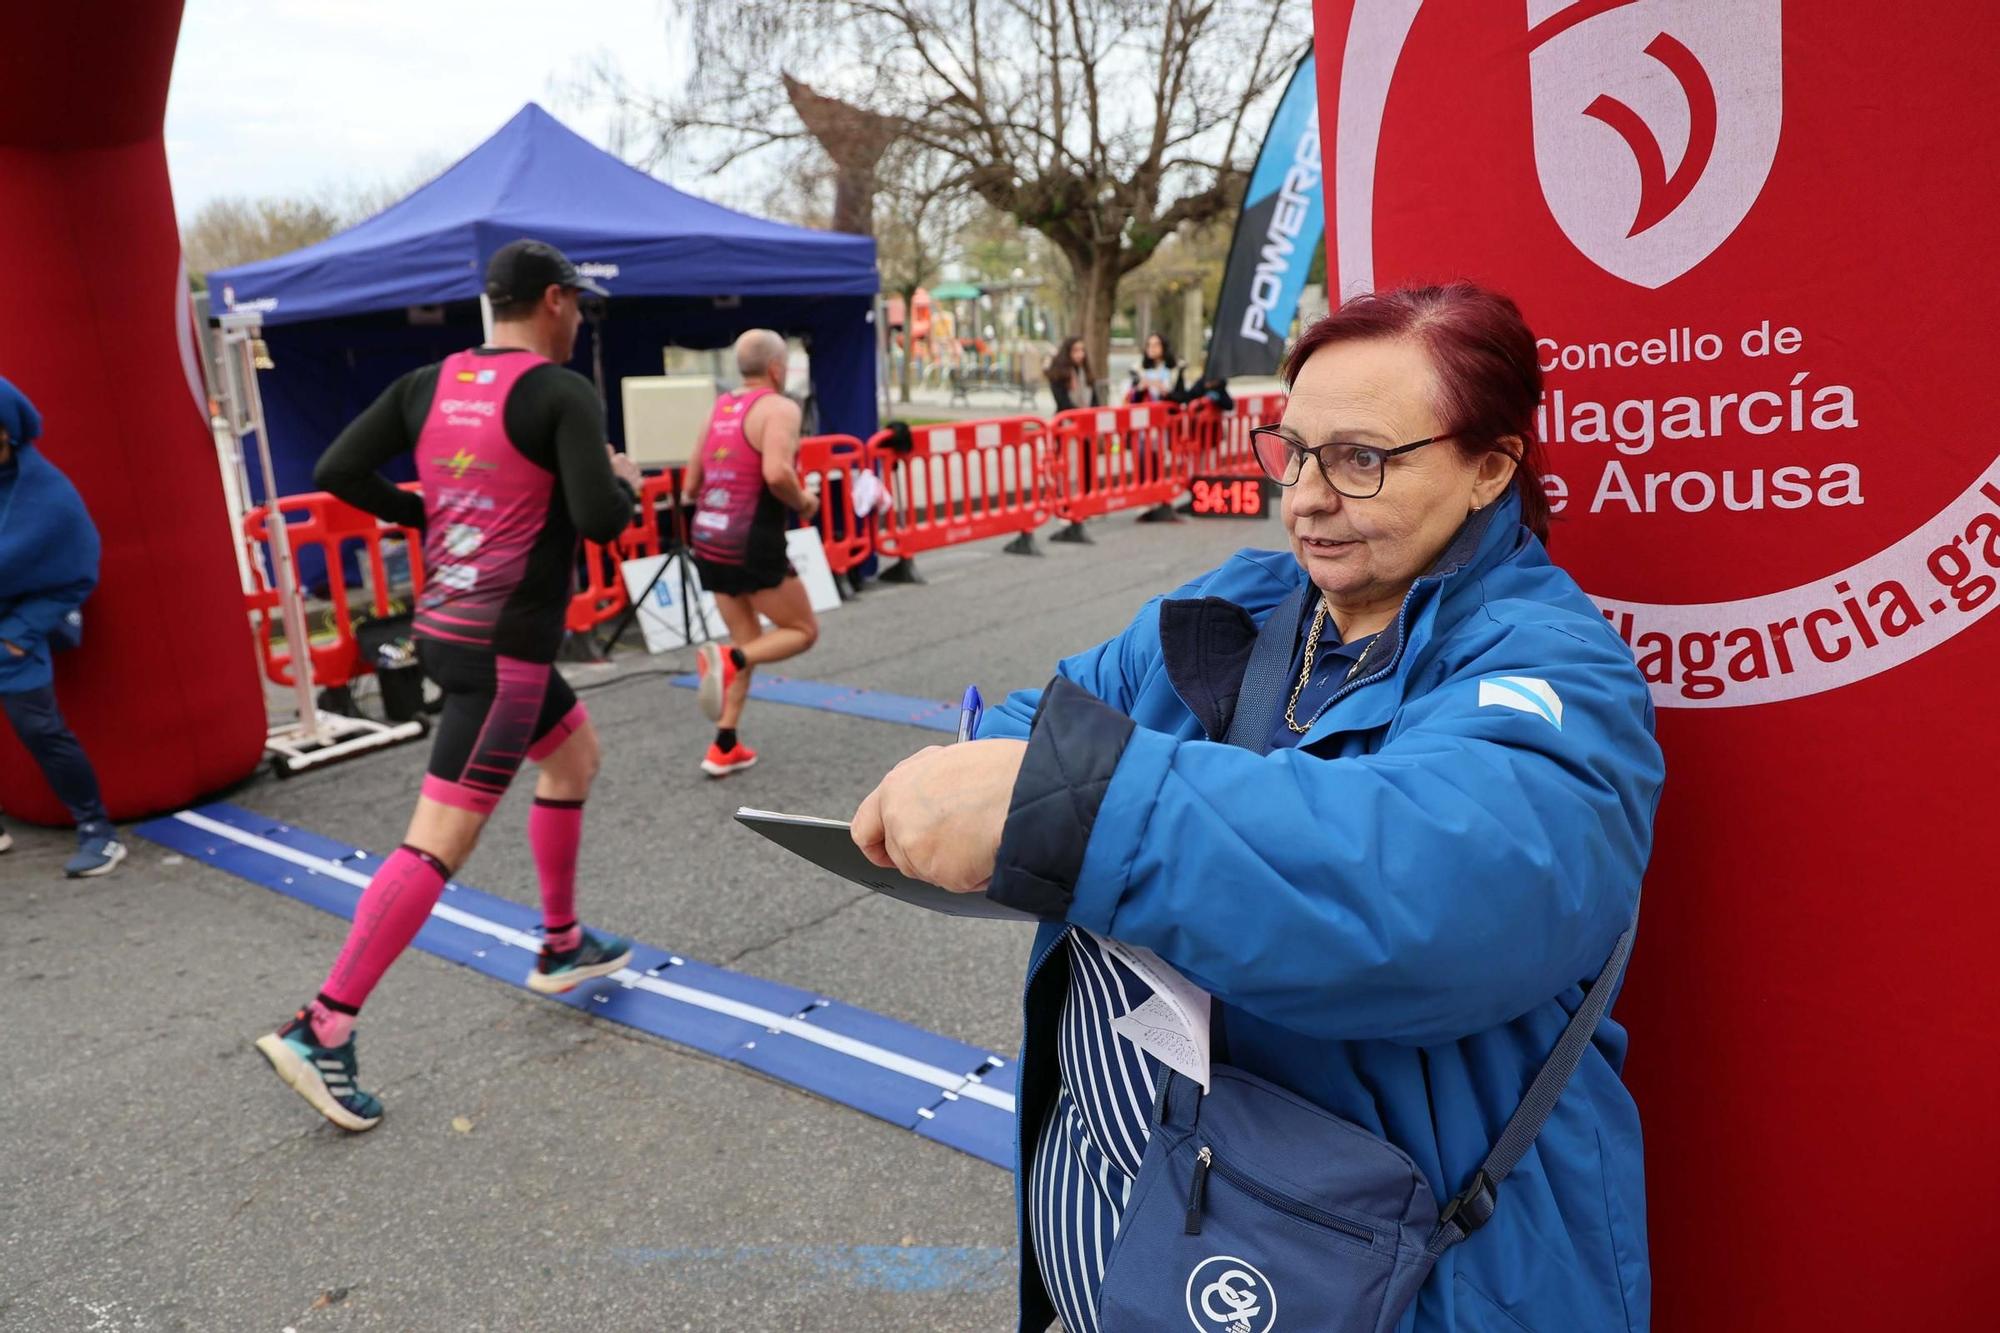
[1212,583,1307,1063]
[1218,580,1640,1256]
[1426,915,1638,1256]
[1221,583,1309,753]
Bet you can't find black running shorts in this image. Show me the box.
[417,638,585,815]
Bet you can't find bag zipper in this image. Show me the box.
[1184,1145,1213,1233]
[1183,1142,1376,1245]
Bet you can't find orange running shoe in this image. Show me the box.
[695,643,738,722]
[701,739,759,778]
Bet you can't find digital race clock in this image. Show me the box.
[1187,475,1274,518]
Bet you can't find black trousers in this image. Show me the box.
[1,684,110,835]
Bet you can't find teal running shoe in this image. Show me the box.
[527,928,633,994]
[255,1009,384,1132]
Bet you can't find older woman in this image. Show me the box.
[853,284,1662,1332]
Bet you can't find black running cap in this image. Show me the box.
[484,239,608,306]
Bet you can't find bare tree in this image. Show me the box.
[783,74,903,235]
[182,196,345,285]
[596,0,1307,395]
[181,156,450,285]
[748,142,840,229]
[960,199,1076,334]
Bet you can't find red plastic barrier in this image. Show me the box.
[242,470,690,671]
[796,434,874,575]
[564,468,688,635]
[1198,391,1288,478]
[241,491,425,689]
[566,539,630,634]
[1181,401,1224,477]
[239,407,1287,666]
[1047,402,1191,522]
[873,416,1052,559]
[621,471,685,560]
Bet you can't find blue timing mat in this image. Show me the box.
[136,802,1017,1169]
[668,674,962,733]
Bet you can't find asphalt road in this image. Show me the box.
[0,505,1285,1332]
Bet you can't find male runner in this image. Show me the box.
[255,239,643,1132]
[682,329,820,777]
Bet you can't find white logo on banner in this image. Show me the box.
[1598,463,2000,708]
[1526,0,1783,289]
[1185,1256,1276,1333]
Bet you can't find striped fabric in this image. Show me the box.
[1029,929,1169,1332]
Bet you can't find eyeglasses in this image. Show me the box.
[1247,425,1455,499]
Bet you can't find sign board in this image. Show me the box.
[621,530,840,656]
[1308,3,1998,1326]
[619,554,718,654]
[786,526,843,613]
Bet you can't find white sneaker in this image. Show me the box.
[0,827,12,854]
[64,835,126,878]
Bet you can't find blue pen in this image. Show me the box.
[956,685,984,743]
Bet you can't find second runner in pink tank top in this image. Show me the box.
[689,385,779,566]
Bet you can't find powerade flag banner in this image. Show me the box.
[1309,2,1999,1329]
[1204,54,1324,381]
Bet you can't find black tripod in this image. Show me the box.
[598,483,716,656]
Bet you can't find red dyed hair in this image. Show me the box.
[1281,283,1552,543]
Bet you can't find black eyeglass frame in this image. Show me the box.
[1247,424,1457,499]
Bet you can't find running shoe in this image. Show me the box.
[64,834,126,878]
[0,821,12,854]
[527,927,634,995]
[694,642,738,722]
[255,1009,384,1132]
[700,740,758,778]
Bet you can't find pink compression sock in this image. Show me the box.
[306,997,356,1048]
[313,845,451,1039]
[530,797,584,952]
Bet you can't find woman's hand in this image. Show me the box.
[850,739,1029,894]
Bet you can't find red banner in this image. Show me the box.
[1310,2,1996,1326]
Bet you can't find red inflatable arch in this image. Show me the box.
[0,3,264,823]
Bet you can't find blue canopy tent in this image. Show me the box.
[208,103,880,507]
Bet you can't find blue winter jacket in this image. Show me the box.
[981,492,1663,1332]
[0,377,100,694]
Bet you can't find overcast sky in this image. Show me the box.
[164,0,690,219]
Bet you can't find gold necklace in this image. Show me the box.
[1284,601,1379,734]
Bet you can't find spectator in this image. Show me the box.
[1166,369,1233,413]
[852,284,1662,1332]
[1126,332,1183,403]
[0,375,125,877]
[1045,336,1096,412]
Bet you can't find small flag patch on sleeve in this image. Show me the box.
[1478,675,1564,729]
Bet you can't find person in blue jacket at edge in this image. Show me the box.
[852,284,1663,1332]
[0,375,125,877]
